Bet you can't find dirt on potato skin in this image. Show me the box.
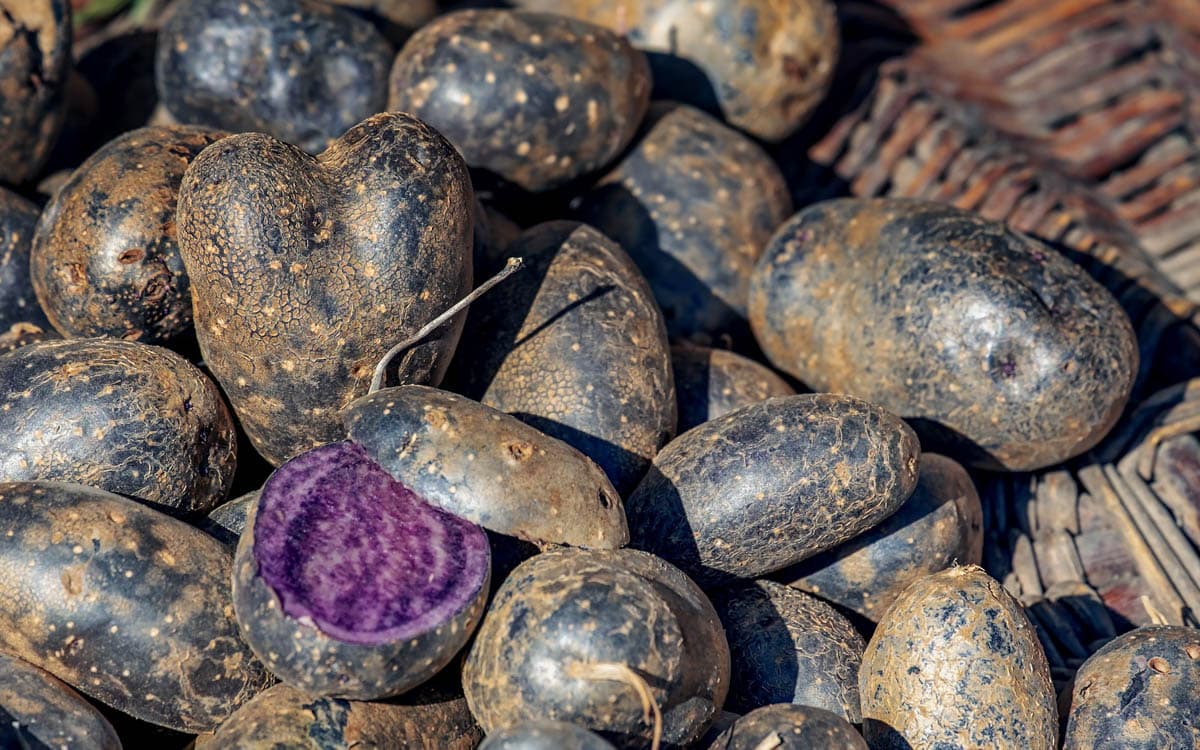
[0,651,121,750]
[478,720,616,749]
[707,704,868,749]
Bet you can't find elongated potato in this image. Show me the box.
[707,704,867,749]
[0,652,121,750]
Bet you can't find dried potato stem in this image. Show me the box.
[564,661,663,750]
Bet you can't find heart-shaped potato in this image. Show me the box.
[177,112,473,465]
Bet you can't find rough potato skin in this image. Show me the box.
[0,319,58,353]
[860,565,1057,750]
[782,453,983,622]
[0,187,53,332]
[463,548,730,749]
[156,0,393,154]
[0,652,121,750]
[749,198,1138,472]
[671,343,794,433]
[0,481,272,732]
[575,104,792,346]
[0,338,237,514]
[625,394,920,586]
[711,580,864,720]
[31,126,226,344]
[707,704,868,749]
[453,221,675,496]
[479,721,616,749]
[389,10,650,192]
[177,112,473,466]
[344,385,628,548]
[0,0,71,185]
[193,678,481,749]
[513,0,837,142]
[1063,626,1200,750]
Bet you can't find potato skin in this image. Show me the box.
[782,453,983,621]
[0,338,237,514]
[860,565,1056,750]
[0,481,271,732]
[1063,626,1200,750]
[479,721,617,750]
[671,343,795,433]
[203,490,258,545]
[0,188,53,332]
[344,385,628,548]
[708,704,867,749]
[575,104,792,347]
[711,580,863,720]
[0,0,71,184]
[177,112,473,466]
[389,10,650,192]
[749,198,1138,471]
[625,393,919,586]
[156,0,393,154]
[453,221,675,495]
[463,548,730,749]
[0,652,121,750]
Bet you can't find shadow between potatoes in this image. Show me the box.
[84,697,195,750]
[622,464,705,583]
[711,583,802,715]
[643,53,722,120]
[862,719,914,750]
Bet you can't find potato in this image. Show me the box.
[671,343,795,433]
[1063,626,1200,749]
[860,565,1056,750]
[203,490,258,545]
[479,721,617,749]
[0,320,58,354]
[177,112,473,465]
[389,10,650,193]
[463,548,730,749]
[331,0,435,44]
[782,453,983,621]
[574,104,792,346]
[625,393,919,586]
[31,126,225,344]
[156,0,393,154]
[0,651,120,750]
[452,221,675,495]
[0,0,71,184]
[749,198,1138,471]
[707,704,867,749]
[0,187,52,332]
[711,580,863,720]
[0,338,237,515]
[0,481,271,732]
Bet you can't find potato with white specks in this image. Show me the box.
[0,651,121,750]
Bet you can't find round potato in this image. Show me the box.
[671,343,795,433]
[706,704,867,749]
[479,721,616,749]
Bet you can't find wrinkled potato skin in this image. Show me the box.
[0,188,52,331]
[193,679,481,749]
[783,453,983,621]
[32,126,226,344]
[0,481,271,732]
[344,385,627,548]
[463,548,730,749]
[178,112,473,466]
[860,565,1056,750]
[625,394,919,586]
[0,652,121,750]
[0,0,71,185]
[575,104,791,346]
[749,198,1138,471]
[479,720,617,749]
[389,10,650,192]
[712,581,863,720]
[0,338,237,514]
[671,343,794,433]
[708,704,868,749]
[1063,626,1200,750]
[453,221,674,496]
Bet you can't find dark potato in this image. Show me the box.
[233,441,490,699]
[625,393,919,586]
[749,198,1138,472]
[452,221,675,496]
[0,338,237,515]
[860,565,1056,750]
[0,187,52,333]
[0,320,58,354]
[31,126,226,344]
[671,343,795,433]
[0,651,121,750]
[177,112,473,466]
[575,103,792,347]
[156,0,393,154]
[782,453,983,621]
[0,0,71,185]
[479,721,616,749]
[1063,626,1200,750]
[203,490,259,545]
[345,385,627,548]
[331,0,435,44]
[0,481,271,732]
[711,580,863,720]
[707,704,867,749]
[513,0,838,142]
[463,548,730,749]
[389,10,650,193]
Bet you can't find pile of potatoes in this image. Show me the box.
[0,0,1192,748]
